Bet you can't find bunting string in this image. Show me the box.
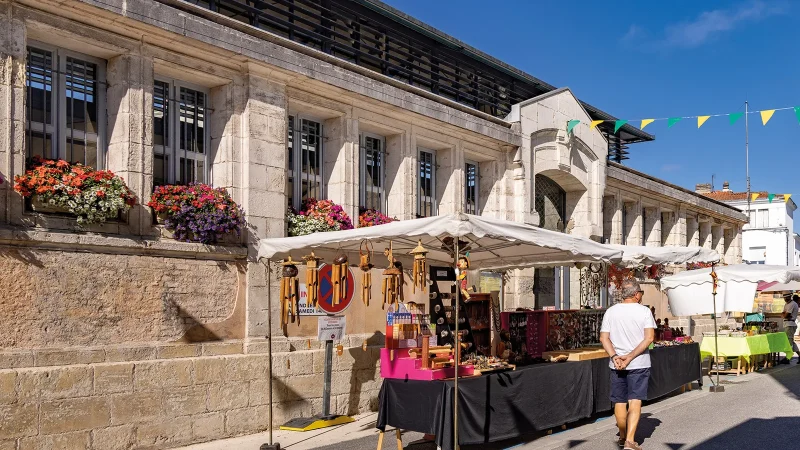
[574,105,800,134]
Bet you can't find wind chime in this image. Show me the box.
[410,240,428,294]
[381,241,402,308]
[303,252,322,308]
[331,253,348,306]
[359,240,374,306]
[280,257,300,328]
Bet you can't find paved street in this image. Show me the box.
[179,361,800,450]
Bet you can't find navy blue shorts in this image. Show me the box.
[610,368,650,404]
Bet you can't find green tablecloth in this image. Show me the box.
[699,332,793,362]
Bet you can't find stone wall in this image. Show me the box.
[0,247,245,349]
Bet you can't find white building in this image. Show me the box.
[701,182,797,266]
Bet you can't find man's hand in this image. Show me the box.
[612,355,625,370]
[616,354,633,370]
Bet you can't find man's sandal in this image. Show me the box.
[624,441,642,450]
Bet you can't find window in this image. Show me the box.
[287,116,323,209]
[465,161,479,214]
[153,79,208,186]
[360,133,385,212]
[25,45,105,166]
[417,149,436,217]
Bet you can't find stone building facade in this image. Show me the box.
[0,0,745,448]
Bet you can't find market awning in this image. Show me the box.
[606,244,720,268]
[757,280,800,292]
[660,265,800,316]
[257,213,624,270]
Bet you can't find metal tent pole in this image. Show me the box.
[262,262,281,450]
[453,239,460,450]
[745,100,751,224]
[709,263,725,393]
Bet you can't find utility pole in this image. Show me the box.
[746,101,751,220]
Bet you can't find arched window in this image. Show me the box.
[534,174,566,232]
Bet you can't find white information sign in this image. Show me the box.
[297,283,326,316]
[317,316,346,341]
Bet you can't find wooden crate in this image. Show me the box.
[543,348,608,362]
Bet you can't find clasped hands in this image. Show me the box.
[612,354,633,370]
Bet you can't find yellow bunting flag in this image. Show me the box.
[761,110,775,125]
[697,116,710,128]
[590,120,604,129]
[751,193,759,202]
[640,119,655,130]
[785,194,792,203]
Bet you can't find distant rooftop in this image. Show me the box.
[165,0,653,160]
[703,191,790,203]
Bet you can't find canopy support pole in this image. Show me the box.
[453,239,460,450]
[709,263,725,393]
[262,261,281,450]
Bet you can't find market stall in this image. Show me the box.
[661,264,800,390]
[698,333,793,375]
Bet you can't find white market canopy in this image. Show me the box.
[258,213,624,270]
[758,280,800,292]
[660,265,800,316]
[606,244,720,268]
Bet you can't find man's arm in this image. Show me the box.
[618,328,655,369]
[600,331,622,369]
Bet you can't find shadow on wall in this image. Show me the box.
[344,331,383,416]
[1,247,46,268]
[168,299,223,342]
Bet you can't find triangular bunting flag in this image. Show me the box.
[590,120,604,129]
[785,194,792,203]
[640,119,655,130]
[761,110,775,125]
[614,120,628,133]
[751,193,759,202]
[697,116,710,128]
[794,107,800,124]
[668,117,681,128]
[768,193,776,203]
[729,112,743,125]
[567,120,580,134]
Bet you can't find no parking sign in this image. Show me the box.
[298,264,355,315]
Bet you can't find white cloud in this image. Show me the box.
[661,164,681,173]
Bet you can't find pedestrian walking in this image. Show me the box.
[779,294,799,364]
[600,279,655,450]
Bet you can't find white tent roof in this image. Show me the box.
[257,213,623,270]
[760,281,800,292]
[607,244,720,268]
[660,265,800,316]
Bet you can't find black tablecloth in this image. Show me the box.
[377,343,702,450]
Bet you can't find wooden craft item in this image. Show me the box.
[381,242,403,308]
[409,240,428,294]
[456,256,472,300]
[302,252,322,307]
[332,253,348,306]
[359,240,374,306]
[421,335,430,370]
[280,257,300,330]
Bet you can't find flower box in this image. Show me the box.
[29,196,71,215]
[148,184,245,244]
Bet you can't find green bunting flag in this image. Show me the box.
[768,194,776,203]
[794,107,800,124]
[614,120,628,133]
[729,112,744,125]
[567,120,580,134]
[668,117,681,128]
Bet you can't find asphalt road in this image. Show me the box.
[310,363,800,450]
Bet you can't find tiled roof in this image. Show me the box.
[702,191,786,201]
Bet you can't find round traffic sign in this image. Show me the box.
[316,263,355,314]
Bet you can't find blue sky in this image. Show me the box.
[383,0,799,198]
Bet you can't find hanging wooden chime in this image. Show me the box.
[331,253,348,306]
[303,252,322,307]
[359,240,374,306]
[280,257,300,328]
[381,242,402,308]
[409,240,428,294]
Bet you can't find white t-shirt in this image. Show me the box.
[783,301,798,325]
[601,303,656,370]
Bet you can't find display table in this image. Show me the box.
[699,333,793,364]
[377,343,701,450]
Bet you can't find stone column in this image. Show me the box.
[324,114,358,224]
[676,206,688,246]
[644,206,661,247]
[436,144,460,215]
[712,224,724,257]
[385,131,414,220]
[699,218,712,249]
[602,195,615,243]
[105,51,154,236]
[241,73,288,339]
[687,215,700,246]
[0,2,25,225]
[624,200,642,245]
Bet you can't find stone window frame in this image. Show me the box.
[152,77,210,186]
[287,114,325,210]
[359,131,386,213]
[24,41,107,168]
[464,159,479,215]
[417,148,437,217]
